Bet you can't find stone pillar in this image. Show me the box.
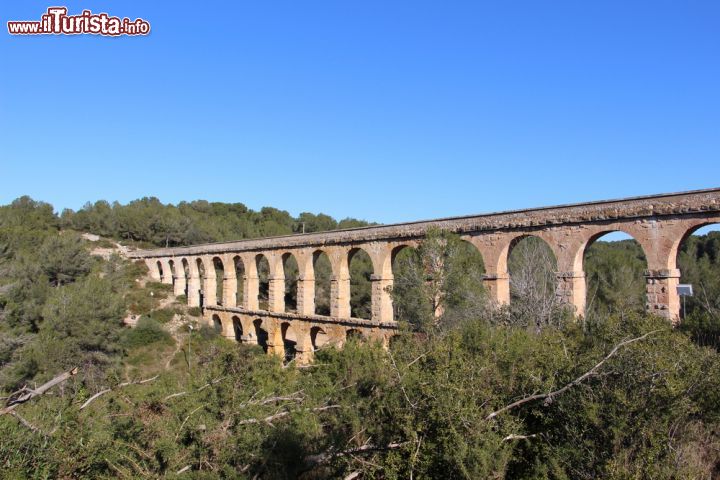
[268,276,285,312]
[203,271,217,306]
[265,320,285,358]
[173,268,187,297]
[187,274,201,307]
[645,269,681,323]
[293,325,314,364]
[482,273,510,305]
[296,276,316,315]
[146,260,162,281]
[223,275,237,307]
[370,274,394,322]
[244,274,259,310]
[330,274,351,318]
[555,271,586,316]
[160,259,174,285]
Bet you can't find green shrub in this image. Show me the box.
[122,317,174,349]
[187,306,202,317]
[148,308,175,324]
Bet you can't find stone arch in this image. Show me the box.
[170,258,187,297]
[159,258,174,284]
[145,259,162,281]
[232,315,243,342]
[281,322,298,361]
[670,220,720,271]
[167,260,176,287]
[212,256,225,306]
[345,328,365,342]
[211,314,222,334]
[390,244,423,321]
[310,326,329,351]
[156,260,164,282]
[674,221,720,322]
[312,250,333,315]
[183,258,200,307]
[253,319,269,352]
[580,230,648,319]
[282,252,299,312]
[233,255,246,307]
[348,247,373,319]
[255,254,271,310]
[506,234,559,321]
[195,258,206,307]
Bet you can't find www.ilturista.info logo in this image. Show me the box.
[7,7,150,36]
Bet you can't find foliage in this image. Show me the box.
[1,196,720,478]
[391,229,487,332]
[60,197,372,248]
[121,316,174,348]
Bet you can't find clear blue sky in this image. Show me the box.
[1,1,719,224]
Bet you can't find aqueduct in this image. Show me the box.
[129,188,720,362]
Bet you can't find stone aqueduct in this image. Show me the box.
[129,188,720,362]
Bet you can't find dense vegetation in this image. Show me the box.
[1,196,719,479]
[59,197,371,248]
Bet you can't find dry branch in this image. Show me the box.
[1,367,78,415]
[236,404,340,426]
[79,375,159,410]
[303,441,407,470]
[502,433,538,442]
[486,330,659,420]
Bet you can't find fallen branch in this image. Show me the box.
[502,433,538,442]
[303,441,407,469]
[8,410,45,435]
[486,330,659,420]
[1,367,78,415]
[236,404,340,426]
[80,375,159,410]
[163,377,225,402]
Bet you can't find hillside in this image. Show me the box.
[0,196,719,478]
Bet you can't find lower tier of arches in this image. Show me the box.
[204,305,398,364]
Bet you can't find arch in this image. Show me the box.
[390,244,424,322]
[671,221,720,272]
[255,254,270,310]
[345,328,365,342]
[213,257,225,306]
[282,252,299,312]
[169,258,187,296]
[211,314,222,334]
[253,319,269,352]
[167,260,176,287]
[181,258,191,282]
[182,258,200,306]
[196,258,206,306]
[675,222,720,324]
[232,315,243,342]
[508,235,558,293]
[582,230,648,320]
[507,235,560,324]
[281,322,297,362]
[313,250,333,315]
[310,326,329,351]
[348,247,373,319]
[156,261,164,282]
[233,255,245,307]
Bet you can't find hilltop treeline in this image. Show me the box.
[1,196,720,478]
[57,197,371,247]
